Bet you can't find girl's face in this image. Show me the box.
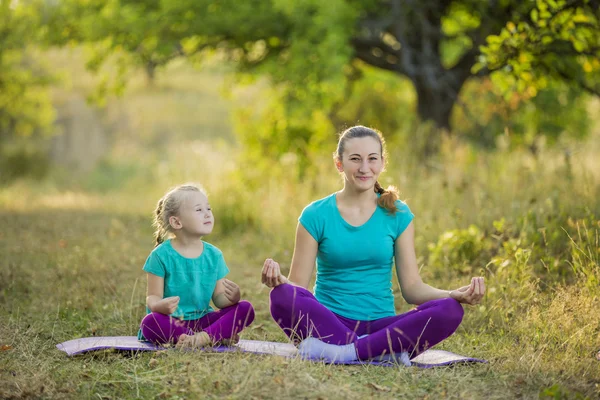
[336,136,384,192]
[170,191,214,237]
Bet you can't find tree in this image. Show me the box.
[50,0,600,148]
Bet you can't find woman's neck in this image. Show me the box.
[337,186,377,208]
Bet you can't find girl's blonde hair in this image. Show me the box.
[153,183,207,246]
[334,125,400,214]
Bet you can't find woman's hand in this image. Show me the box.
[223,279,241,305]
[450,277,485,305]
[261,258,288,288]
[151,296,180,315]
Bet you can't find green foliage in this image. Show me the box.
[44,0,600,164]
[478,0,600,99]
[233,63,419,180]
[565,219,599,291]
[0,1,55,143]
[0,142,50,182]
[455,79,590,148]
[427,225,489,275]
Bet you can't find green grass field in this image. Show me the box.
[1,51,599,399]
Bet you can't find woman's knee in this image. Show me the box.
[269,283,295,306]
[438,298,464,329]
[270,283,305,319]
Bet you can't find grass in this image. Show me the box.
[1,52,600,399]
[1,151,599,399]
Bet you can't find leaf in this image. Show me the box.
[367,383,391,392]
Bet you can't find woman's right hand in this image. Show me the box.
[152,296,180,315]
[261,259,288,288]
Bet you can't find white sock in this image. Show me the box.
[298,337,357,362]
[375,351,412,367]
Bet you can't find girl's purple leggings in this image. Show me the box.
[140,300,255,344]
[270,284,463,360]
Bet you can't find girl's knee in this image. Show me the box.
[140,312,166,327]
[236,300,255,320]
[140,312,170,343]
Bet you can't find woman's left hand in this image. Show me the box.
[450,277,485,305]
[223,279,241,304]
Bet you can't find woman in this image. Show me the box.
[261,125,485,363]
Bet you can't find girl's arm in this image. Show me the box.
[212,279,241,309]
[262,222,318,289]
[395,222,485,305]
[146,273,180,315]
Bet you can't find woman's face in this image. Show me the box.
[336,136,384,192]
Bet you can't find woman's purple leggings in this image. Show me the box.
[140,300,255,344]
[270,284,463,360]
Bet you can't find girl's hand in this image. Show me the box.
[223,279,241,305]
[261,259,288,288]
[449,277,485,305]
[153,296,180,315]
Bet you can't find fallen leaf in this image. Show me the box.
[58,240,68,248]
[1,345,13,351]
[367,383,391,392]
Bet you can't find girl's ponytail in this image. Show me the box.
[153,198,165,247]
[374,181,400,215]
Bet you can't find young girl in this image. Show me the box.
[138,183,255,348]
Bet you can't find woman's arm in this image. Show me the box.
[146,273,179,314]
[262,222,318,289]
[395,222,486,305]
[395,222,450,305]
[212,278,241,308]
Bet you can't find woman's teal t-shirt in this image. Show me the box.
[299,193,414,321]
[141,239,229,320]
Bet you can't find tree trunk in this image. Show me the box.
[350,1,513,155]
[414,80,455,131]
[145,61,156,86]
[412,73,467,156]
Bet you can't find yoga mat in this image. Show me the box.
[56,336,486,368]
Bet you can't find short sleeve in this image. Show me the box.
[214,251,230,280]
[298,202,323,243]
[395,200,415,238]
[142,250,166,278]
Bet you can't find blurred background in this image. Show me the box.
[2,0,599,279]
[2,0,600,292]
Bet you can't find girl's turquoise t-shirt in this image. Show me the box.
[142,239,229,321]
[299,193,414,321]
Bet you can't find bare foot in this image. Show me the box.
[176,332,212,350]
[218,334,240,347]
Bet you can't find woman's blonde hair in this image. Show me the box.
[153,183,207,246]
[334,125,400,214]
